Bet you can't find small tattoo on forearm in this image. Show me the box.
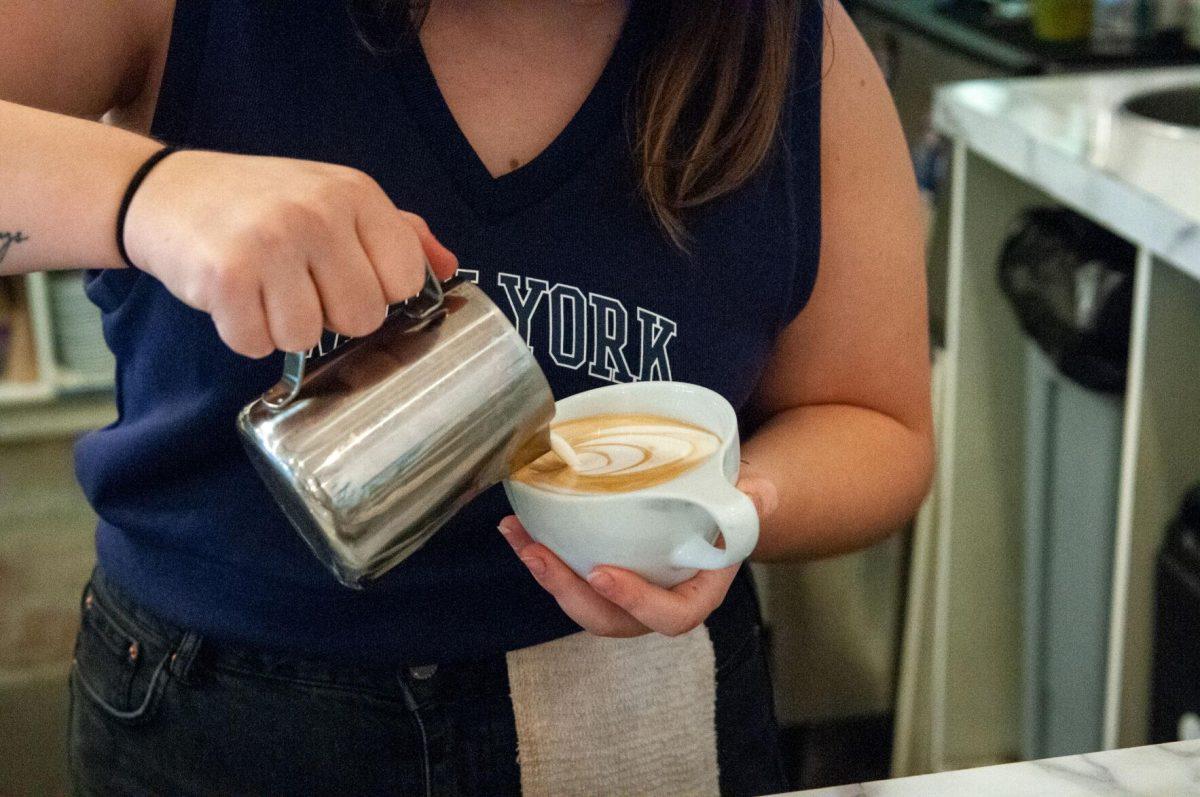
[0,231,29,267]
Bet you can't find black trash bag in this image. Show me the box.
[998,207,1136,393]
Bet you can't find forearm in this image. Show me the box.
[743,404,934,561]
[0,99,160,275]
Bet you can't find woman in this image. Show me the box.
[0,0,932,794]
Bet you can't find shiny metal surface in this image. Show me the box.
[238,277,554,588]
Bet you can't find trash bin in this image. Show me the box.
[998,207,1136,760]
[999,208,1135,394]
[1150,485,1200,744]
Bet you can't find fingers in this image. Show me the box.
[248,198,456,353]
[356,203,427,305]
[497,518,647,638]
[354,178,458,304]
[398,210,459,280]
[134,152,462,359]
[207,269,274,358]
[211,291,274,358]
[496,517,741,639]
[309,223,388,338]
[261,265,324,352]
[495,517,537,549]
[587,563,741,637]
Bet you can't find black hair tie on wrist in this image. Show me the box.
[116,145,180,269]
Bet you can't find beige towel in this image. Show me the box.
[506,627,719,797]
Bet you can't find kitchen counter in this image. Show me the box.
[790,740,1200,795]
[850,0,1200,74]
[934,66,1200,282]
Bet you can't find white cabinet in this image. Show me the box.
[903,71,1200,773]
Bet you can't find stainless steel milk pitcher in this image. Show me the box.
[237,268,555,588]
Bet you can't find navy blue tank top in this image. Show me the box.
[75,0,824,663]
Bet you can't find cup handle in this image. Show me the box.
[666,477,760,571]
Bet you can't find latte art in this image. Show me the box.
[512,413,721,494]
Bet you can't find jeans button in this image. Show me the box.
[409,664,437,680]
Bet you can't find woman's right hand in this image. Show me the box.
[122,149,459,358]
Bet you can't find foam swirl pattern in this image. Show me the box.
[511,413,720,495]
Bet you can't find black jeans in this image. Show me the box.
[68,569,788,796]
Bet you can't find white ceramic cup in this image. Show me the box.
[502,381,760,588]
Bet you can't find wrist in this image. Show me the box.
[119,146,205,279]
[91,129,164,271]
[115,146,182,270]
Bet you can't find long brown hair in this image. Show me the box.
[351,1,798,248]
[637,1,796,247]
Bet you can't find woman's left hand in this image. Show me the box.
[497,469,779,638]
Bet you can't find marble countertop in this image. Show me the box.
[787,740,1200,796]
[934,67,1200,282]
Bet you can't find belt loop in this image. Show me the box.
[169,631,203,684]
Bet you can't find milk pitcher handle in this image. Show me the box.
[261,261,446,410]
[666,477,760,571]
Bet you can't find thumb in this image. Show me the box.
[735,472,779,521]
[399,210,459,280]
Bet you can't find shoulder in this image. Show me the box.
[818,1,903,152]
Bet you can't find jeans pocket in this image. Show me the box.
[71,585,172,725]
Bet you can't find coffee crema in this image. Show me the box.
[511,413,720,495]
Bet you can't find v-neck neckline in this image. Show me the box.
[391,1,648,220]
